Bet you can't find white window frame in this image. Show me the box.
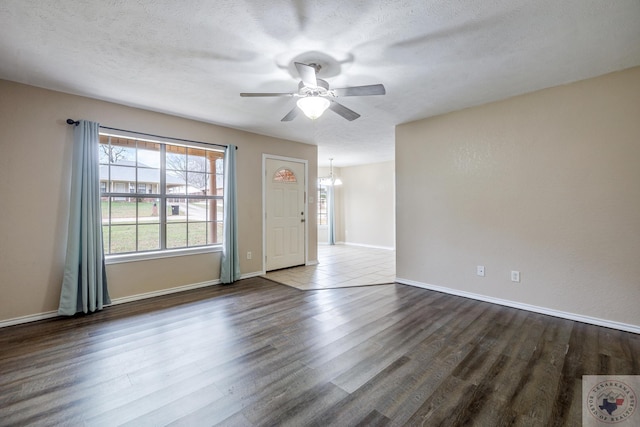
[99,133,224,264]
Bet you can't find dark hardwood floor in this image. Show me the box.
[1,277,638,426]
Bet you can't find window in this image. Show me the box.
[318,184,328,226]
[99,134,224,256]
[273,168,297,183]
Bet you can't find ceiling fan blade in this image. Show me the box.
[294,62,318,88]
[328,101,360,121]
[281,106,299,122]
[332,84,386,97]
[240,92,294,97]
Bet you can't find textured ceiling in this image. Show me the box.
[1,0,639,167]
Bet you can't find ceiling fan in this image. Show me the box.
[240,62,386,122]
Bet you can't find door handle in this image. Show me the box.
[301,219,305,223]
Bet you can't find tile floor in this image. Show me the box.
[263,244,396,290]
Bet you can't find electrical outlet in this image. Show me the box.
[511,271,520,282]
[247,251,252,260]
[477,266,485,277]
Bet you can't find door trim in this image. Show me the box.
[262,154,309,273]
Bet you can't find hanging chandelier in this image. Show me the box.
[319,158,342,186]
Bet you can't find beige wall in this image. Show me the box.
[318,162,395,248]
[396,67,640,329]
[340,161,395,249]
[0,80,317,323]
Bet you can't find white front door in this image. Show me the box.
[265,158,306,271]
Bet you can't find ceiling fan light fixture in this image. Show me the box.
[297,96,330,120]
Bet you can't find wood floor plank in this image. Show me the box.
[310,355,412,426]
[353,409,391,426]
[247,380,350,427]
[166,393,250,427]
[1,278,638,426]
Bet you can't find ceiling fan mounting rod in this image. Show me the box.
[307,62,322,73]
[300,88,332,98]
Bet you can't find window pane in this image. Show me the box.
[188,222,207,247]
[110,224,137,253]
[109,165,136,189]
[212,199,224,222]
[187,147,207,172]
[166,147,187,172]
[138,168,160,194]
[204,151,223,173]
[101,197,110,223]
[101,197,112,254]
[166,170,187,194]
[107,139,136,164]
[188,172,207,194]
[166,146,188,194]
[138,224,160,251]
[99,135,135,165]
[102,225,110,255]
[274,168,297,182]
[207,173,216,196]
[138,199,159,224]
[208,221,223,245]
[110,200,137,222]
[202,173,221,196]
[167,198,184,220]
[206,199,222,244]
[216,158,224,189]
[166,223,187,248]
[187,199,207,221]
[99,135,110,164]
[137,141,160,168]
[318,185,327,225]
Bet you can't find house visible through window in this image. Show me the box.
[99,134,224,255]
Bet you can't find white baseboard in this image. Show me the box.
[0,311,59,329]
[110,279,221,306]
[396,277,640,335]
[10,274,635,334]
[0,271,265,329]
[343,242,395,251]
[239,271,265,279]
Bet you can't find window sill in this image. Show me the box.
[105,245,222,265]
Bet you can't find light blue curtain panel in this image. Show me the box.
[328,185,336,245]
[220,144,240,283]
[58,120,110,315]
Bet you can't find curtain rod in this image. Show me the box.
[66,119,236,150]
